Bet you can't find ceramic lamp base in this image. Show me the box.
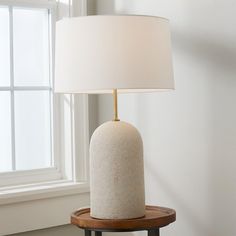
[90,121,145,219]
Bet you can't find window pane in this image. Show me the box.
[0,7,10,86]
[0,92,12,172]
[13,8,50,86]
[15,91,51,170]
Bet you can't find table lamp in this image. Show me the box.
[55,15,174,220]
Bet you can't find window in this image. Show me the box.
[0,0,89,189]
[0,2,60,187]
[0,5,53,172]
[0,0,89,235]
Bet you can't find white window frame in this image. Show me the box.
[0,0,64,186]
[0,1,90,235]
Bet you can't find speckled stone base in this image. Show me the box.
[90,121,145,219]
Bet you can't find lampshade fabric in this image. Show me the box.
[54,15,174,94]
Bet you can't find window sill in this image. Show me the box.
[0,180,90,235]
[0,180,89,205]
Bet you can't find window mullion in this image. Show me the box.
[48,9,54,167]
[49,91,53,167]
[13,86,52,90]
[9,6,16,171]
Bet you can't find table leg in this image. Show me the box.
[148,229,160,236]
[95,231,102,236]
[85,230,92,236]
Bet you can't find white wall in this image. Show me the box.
[95,1,236,236]
[12,225,83,236]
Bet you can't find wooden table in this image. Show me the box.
[71,205,176,236]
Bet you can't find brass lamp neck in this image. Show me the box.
[113,89,120,121]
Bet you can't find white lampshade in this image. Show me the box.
[54,15,174,94]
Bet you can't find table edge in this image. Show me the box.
[71,205,176,231]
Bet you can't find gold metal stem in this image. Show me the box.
[113,89,120,121]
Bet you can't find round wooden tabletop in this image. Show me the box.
[71,205,176,232]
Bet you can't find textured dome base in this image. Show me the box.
[90,121,145,219]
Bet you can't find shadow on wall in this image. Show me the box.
[145,161,212,236]
[132,30,236,236]
[171,28,236,235]
[92,0,116,15]
[171,31,236,73]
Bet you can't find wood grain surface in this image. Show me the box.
[71,205,176,231]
